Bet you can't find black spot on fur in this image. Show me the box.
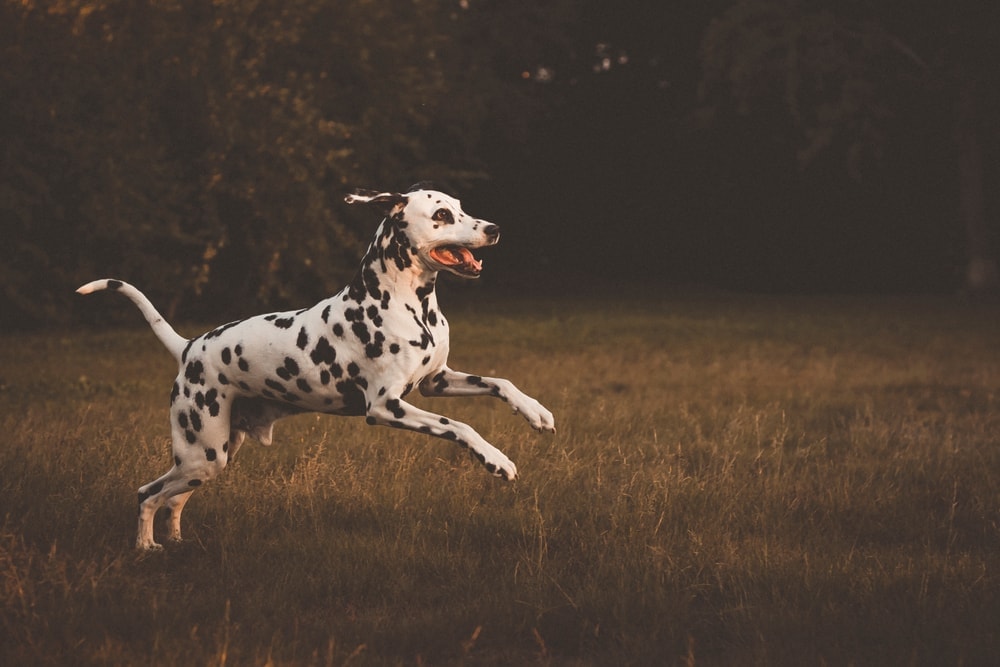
[410,333,433,349]
[189,410,202,432]
[205,448,217,461]
[218,372,229,385]
[296,379,312,393]
[336,379,367,416]
[466,375,490,389]
[107,279,123,290]
[185,360,205,385]
[416,281,435,302]
[221,347,232,364]
[274,317,294,329]
[321,305,331,322]
[238,358,250,372]
[365,331,385,359]
[296,327,309,350]
[390,343,401,354]
[352,321,370,344]
[380,223,415,271]
[386,399,406,419]
[178,412,189,429]
[205,389,220,417]
[205,320,241,340]
[185,429,196,443]
[265,378,286,393]
[333,323,344,337]
[311,337,336,365]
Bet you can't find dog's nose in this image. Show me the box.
[484,224,500,242]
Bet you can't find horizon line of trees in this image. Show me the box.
[2,1,997,328]
[2,0,571,326]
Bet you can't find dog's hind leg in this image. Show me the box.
[137,466,187,550]
[165,491,194,543]
[138,403,234,550]
[165,428,245,542]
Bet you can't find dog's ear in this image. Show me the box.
[345,189,407,214]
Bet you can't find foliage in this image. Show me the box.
[697,0,1000,291]
[0,0,562,326]
[699,1,919,174]
[2,296,1000,664]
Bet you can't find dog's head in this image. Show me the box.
[346,185,499,279]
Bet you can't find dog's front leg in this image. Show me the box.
[419,367,556,433]
[366,398,518,480]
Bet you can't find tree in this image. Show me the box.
[0,0,563,326]
[698,0,999,293]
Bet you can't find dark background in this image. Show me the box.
[2,0,997,327]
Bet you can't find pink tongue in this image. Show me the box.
[455,247,482,271]
[448,246,483,271]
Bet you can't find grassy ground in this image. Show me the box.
[2,293,999,665]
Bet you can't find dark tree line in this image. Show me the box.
[2,0,997,328]
[1,0,571,325]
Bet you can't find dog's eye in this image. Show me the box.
[432,208,454,224]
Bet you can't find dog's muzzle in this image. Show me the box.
[429,224,500,278]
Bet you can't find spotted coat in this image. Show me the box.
[77,185,555,550]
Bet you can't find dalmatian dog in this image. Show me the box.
[77,184,555,550]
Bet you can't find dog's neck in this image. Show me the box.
[346,217,438,307]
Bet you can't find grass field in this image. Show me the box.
[2,292,999,665]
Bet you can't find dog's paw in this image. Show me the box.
[511,397,556,434]
[476,448,518,481]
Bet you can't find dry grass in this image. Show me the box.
[2,293,999,665]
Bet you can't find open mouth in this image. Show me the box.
[429,245,484,277]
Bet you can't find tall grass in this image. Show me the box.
[2,294,999,665]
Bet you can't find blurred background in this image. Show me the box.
[2,0,997,327]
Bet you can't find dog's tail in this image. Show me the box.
[76,279,188,361]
